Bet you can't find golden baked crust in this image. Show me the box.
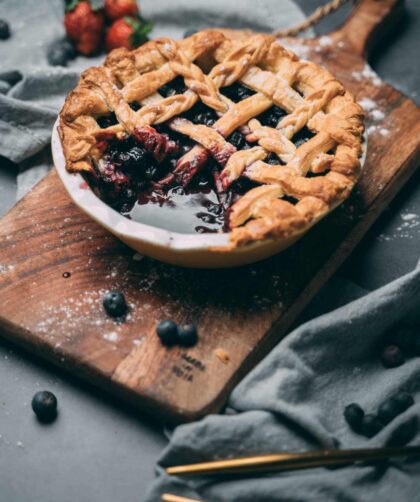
[59,29,364,248]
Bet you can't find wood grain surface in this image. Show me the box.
[0,0,419,422]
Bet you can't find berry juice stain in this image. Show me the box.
[127,177,225,234]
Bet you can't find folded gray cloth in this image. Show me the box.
[0,0,308,196]
[145,262,420,501]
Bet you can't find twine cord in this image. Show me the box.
[273,0,352,37]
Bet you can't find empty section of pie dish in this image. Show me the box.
[53,30,366,268]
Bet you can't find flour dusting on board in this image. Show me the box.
[0,264,15,274]
[358,96,390,138]
[377,212,420,242]
[352,63,382,86]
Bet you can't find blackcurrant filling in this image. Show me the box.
[88,82,314,234]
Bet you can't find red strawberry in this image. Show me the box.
[64,0,105,56]
[104,0,139,21]
[105,16,152,52]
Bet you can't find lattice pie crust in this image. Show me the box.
[59,29,364,247]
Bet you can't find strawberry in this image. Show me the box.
[64,0,105,56]
[105,16,152,52]
[104,0,139,21]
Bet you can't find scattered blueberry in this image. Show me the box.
[31,391,58,423]
[156,320,179,346]
[381,345,404,368]
[344,403,365,432]
[177,324,198,347]
[0,19,10,40]
[385,416,418,447]
[377,397,403,425]
[61,38,77,60]
[102,291,127,317]
[47,45,69,67]
[361,414,383,438]
[183,29,198,38]
[392,391,414,412]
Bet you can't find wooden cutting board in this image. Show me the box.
[0,0,419,423]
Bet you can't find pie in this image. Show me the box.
[59,29,364,247]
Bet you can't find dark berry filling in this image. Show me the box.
[87,79,316,234]
[97,112,119,129]
[257,105,287,128]
[183,101,218,126]
[158,76,188,98]
[221,82,256,102]
[293,126,315,147]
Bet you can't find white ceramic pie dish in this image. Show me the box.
[52,119,366,268]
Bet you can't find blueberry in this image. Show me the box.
[183,29,198,38]
[156,320,178,346]
[31,391,58,423]
[385,416,418,447]
[222,82,255,102]
[61,39,77,60]
[381,345,404,368]
[0,19,10,40]
[361,414,384,438]
[392,391,414,412]
[47,45,68,67]
[344,403,364,432]
[102,291,127,317]
[377,397,403,425]
[177,324,198,347]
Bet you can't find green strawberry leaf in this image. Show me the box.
[65,0,80,12]
[126,16,153,48]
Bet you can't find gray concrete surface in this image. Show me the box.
[0,1,419,501]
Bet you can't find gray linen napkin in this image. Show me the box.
[145,262,420,501]
[0,0,308,197]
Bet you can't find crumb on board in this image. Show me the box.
[214,348,230,364]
